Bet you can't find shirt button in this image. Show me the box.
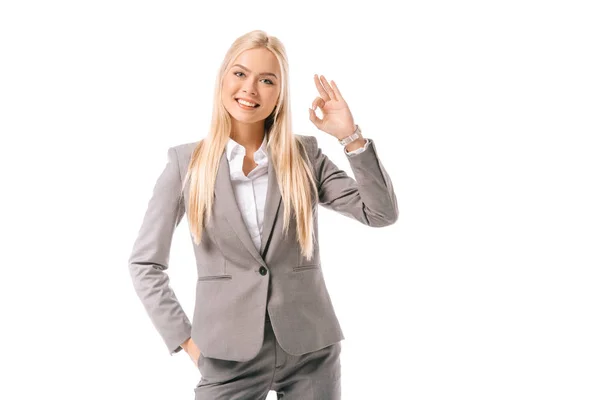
[259,266,268,276]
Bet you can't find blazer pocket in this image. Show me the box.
[197,275,232,281]
[292,264,320,272]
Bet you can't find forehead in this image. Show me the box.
[231,48,280,76]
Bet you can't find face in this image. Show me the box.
[221,48,281,126]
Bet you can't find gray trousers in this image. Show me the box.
[194,314,342,399]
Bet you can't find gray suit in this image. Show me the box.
[128,134,398,363]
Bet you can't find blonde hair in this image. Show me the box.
[181,30,319,261]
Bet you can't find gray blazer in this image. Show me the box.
[128,134,398,362]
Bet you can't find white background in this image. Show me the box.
[1,0,599,399]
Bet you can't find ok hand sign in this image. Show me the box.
[308,74,356,140]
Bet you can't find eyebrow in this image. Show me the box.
[232,64,278,79]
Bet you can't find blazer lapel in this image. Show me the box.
[259,149,282,257]
[214,147,282,266]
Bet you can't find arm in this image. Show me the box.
[310,135,398,227]
[128,147,192,356]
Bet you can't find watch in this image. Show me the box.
[338,124,362,146]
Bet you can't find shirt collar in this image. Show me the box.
[226,133,268,163]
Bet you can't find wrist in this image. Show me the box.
[181,337,192,351]
[338,124,363,151]
[344,137,366,152]
[336,124,358,142]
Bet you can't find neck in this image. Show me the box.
[230,120,266,153]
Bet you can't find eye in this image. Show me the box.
[234,71,274,85]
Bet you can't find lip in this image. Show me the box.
[235,97,260,107]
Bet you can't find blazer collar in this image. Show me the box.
[214,139,282,267]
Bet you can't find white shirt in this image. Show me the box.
[226,135,371,251]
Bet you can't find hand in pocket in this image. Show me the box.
[183,337,202,366]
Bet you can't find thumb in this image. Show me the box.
[308,107,323,129]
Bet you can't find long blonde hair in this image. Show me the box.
[181,30,318,261]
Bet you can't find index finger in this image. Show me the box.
[313,74,331,101]
[330,80,344,101]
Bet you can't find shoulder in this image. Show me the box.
[171,140,201,159]
[294,133,317,145]
[166,140,201,165]
[294,134,318,155]
[164,141,202,177]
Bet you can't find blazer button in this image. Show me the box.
[259,266,268,276]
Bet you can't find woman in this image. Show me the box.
[128,30,398,399]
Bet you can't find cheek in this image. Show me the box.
[220,92,229,110]
[222,79,236,97]
[262,91,279,107]
[221,87,237,108]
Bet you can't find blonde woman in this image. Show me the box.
[128,30,398,399]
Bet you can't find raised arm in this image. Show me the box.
[310,135,398,227]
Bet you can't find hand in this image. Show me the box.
[182,337,202,366]
[308,74,356,140]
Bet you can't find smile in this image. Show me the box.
[236,98,260,109]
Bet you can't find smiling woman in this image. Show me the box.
[221,48,281,134]
[127,28,398,400]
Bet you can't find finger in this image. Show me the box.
[319,75,337,101]
[311,97,325,111]
[330,80,344,102]
[313,74,330,102]
[308,106,323,129]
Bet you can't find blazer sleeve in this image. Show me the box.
[309,135,399,227]
[128,146,192,356]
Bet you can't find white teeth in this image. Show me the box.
[237,99,257,107]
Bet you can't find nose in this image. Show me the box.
[242,81,257,96]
